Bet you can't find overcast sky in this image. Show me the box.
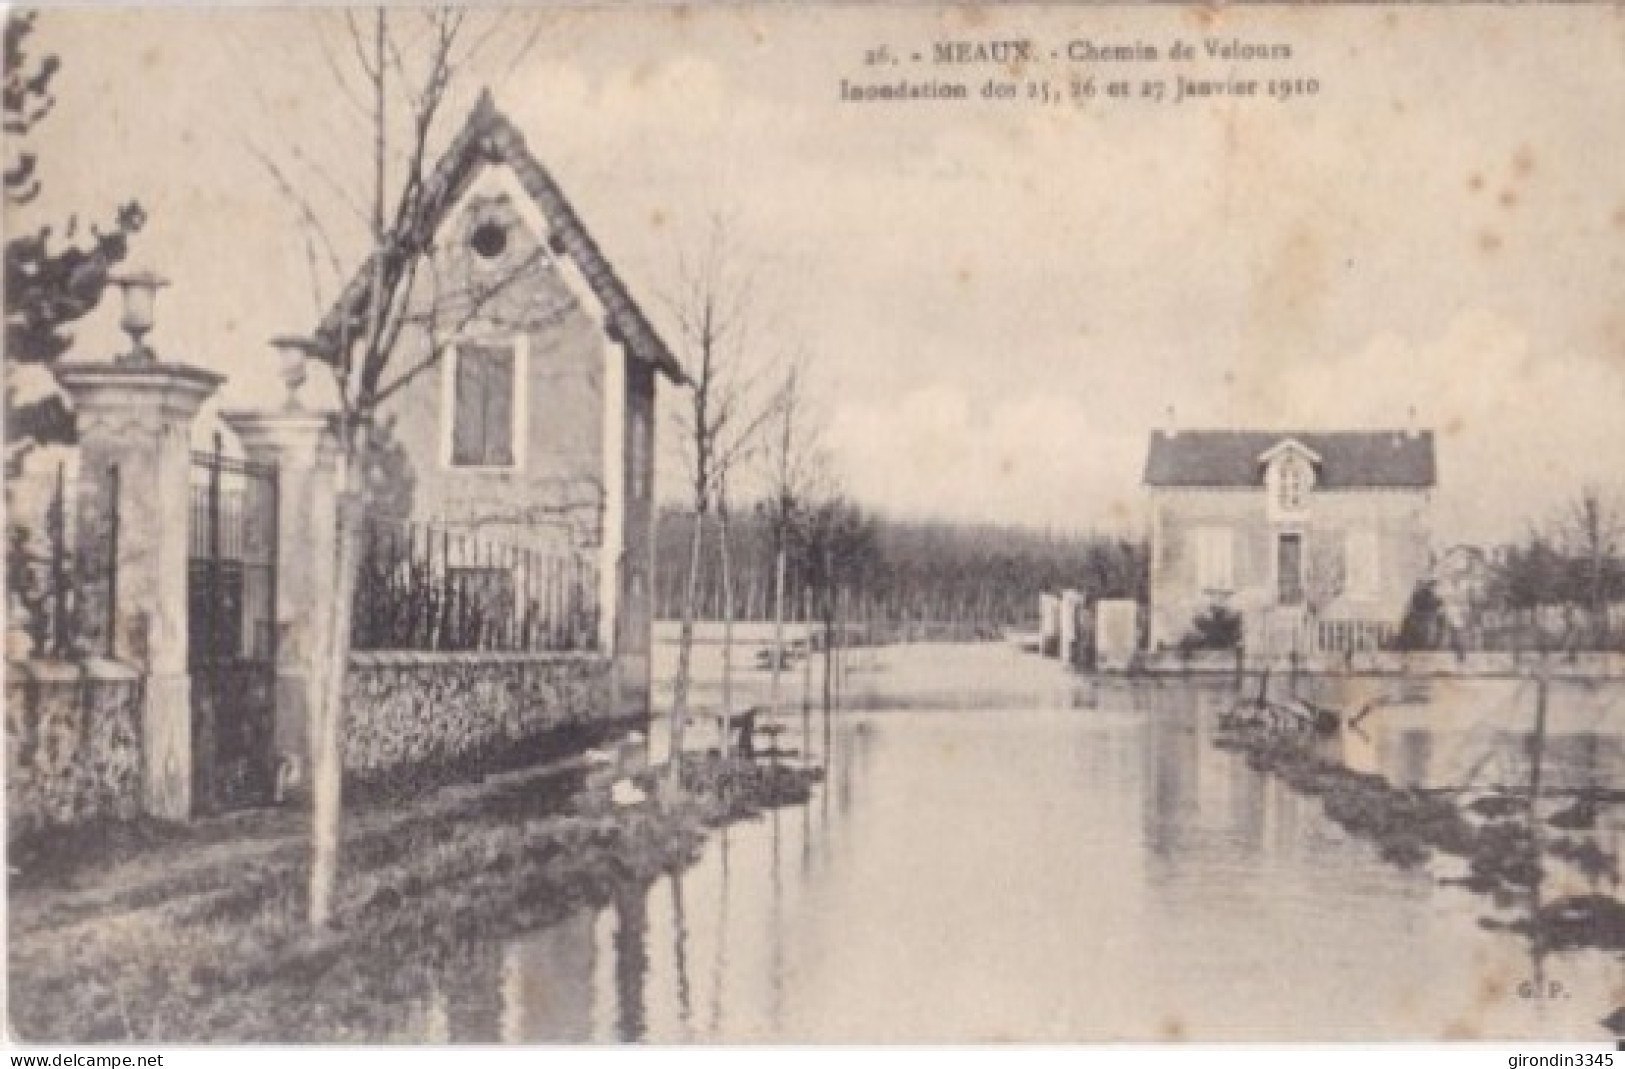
[17,4,1625,545]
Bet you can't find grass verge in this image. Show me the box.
[8,753,822,1042]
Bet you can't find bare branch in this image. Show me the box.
[244,140,347,291]
[452,9,511,72]
[287,142,371,229]
[382,27,422,118]
[314,25,372,119]
[300,230,327,321]
[495,18,548,85]
[350,10,468,410]
[370,245,565,408]
[343,9,379,83]
[711,402,777,485]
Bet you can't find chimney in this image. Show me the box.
[1165,405,1178,439]
[1406,405,1420,439]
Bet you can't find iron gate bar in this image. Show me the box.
[106,464,120,659]
[49,463,68,656]
[187,437,280,812]
[209,433,222,662]
[266,455,279,669]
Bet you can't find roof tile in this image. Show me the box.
[1144,429,1436,489]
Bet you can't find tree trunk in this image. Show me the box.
[1590,550,1605,648]
[1529,662,1549,800]
[770,540,786,719]
[310,9,385,929]
[668,508,706,796]
[719,502,734,760]
[834,587,845,709]
[802,591,813,765]
[309,458,364,928]
[822,591,834,764]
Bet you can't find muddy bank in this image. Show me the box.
[8,753,822,1042]
[1216,716,1625,1035]
[1214,722,1622,938]
[647,752,821,823]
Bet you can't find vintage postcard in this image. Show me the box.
[4,0,1623,1047]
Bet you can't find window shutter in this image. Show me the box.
[452,346,487,466]
[1196,527,1233,591]
[481,346,515,466]
[451,343,517,467]
[1347,530,1380,597]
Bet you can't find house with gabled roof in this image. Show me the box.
[1142,427,1437,657]
[325,90,687,716]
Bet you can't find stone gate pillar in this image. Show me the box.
[56,361,223,819]
[1060,589,1083,666]
[220,409,340,791]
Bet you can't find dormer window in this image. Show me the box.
[1260,439,1319,522]
[1278,456,1309,512]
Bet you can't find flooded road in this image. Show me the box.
[474,646,1623,1042]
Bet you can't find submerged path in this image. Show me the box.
[561,642,1625,1041]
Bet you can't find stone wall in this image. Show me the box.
[342,651,623,792]
[6,659,144,839]
[1142,648,1625,678]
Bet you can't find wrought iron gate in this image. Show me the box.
[188,436,279,813]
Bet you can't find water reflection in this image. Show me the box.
[669,874,692,1034]
[1302,675,1625,793]
[486,662,1621,1042]
[500,910,596,1042]
[707,827,730,1036]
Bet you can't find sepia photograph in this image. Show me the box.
[3,0,1624,1046]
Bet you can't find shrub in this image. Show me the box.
[1394,580,1444,651]
[1179,604,1242,652]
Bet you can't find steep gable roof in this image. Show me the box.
[315,90,685,385]
[1144,429,1436,489]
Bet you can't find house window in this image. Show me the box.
[469,221,510,261]
[448,341,520,469]
[1277,533,1305,606]
[461,194,524,271]
[1346,529,1380,598]
[1195,526,1234,592]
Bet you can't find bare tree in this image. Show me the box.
[790,494,874,759]
[1561,487,1623,647]
[663,217,775,788]
[717,470,738,752]
[756,354,828,759]
[247,10,545,927]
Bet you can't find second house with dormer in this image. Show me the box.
[1142,428,1436,657]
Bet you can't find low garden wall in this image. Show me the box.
[1141,648,1625,678]
[6,659,144,840]
[343,651,627,794]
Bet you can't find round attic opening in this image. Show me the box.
[469,220,509,261]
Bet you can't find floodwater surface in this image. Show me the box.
[467,645,1625,1042]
